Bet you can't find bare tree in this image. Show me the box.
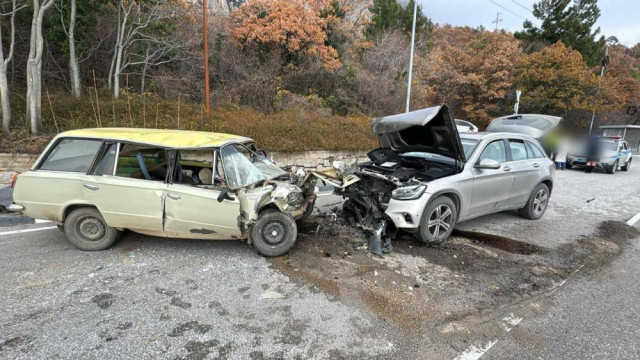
[26,0,57,135]
[0,0,24,134]
[56,0,80,97]
[109,0,186,99]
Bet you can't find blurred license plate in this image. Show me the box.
[576,158,586,163]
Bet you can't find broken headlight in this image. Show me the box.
[391,185,426,200]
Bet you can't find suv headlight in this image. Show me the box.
[391,185,426,200]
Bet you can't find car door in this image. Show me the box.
[83,143,166,232]
[504,139,542,208]
[163,149,243,239]
[469,139,515,216]
[622,141,632,164]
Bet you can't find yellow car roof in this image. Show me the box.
[59,128,253,148]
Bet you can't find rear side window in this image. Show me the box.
[115,144,167,181]
[526,141,546,159]
[39,139,102,173]
[508,139,528,161]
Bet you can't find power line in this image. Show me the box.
[488,0,527,20]
[510,0,533,14]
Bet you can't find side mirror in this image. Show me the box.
[217,188,235,202]
[475,159,501,170]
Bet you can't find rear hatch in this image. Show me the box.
[371,105,466,165]
[486,114,562,139]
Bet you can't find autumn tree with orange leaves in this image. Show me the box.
[417,26,522,127]
[229,0,341,71]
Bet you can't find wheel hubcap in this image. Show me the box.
[77,217,106,241]
[428,205,453,238]
[533,189,548,215]
[262,221,286,245]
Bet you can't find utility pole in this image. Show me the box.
[589,45,610,134]
[405,0,418,113]
[492,12,502,32]
[203,0,211,116]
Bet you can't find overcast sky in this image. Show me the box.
[412,0,640,46]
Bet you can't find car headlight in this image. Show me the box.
[391,185,426,200]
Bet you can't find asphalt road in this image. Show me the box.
[0,161,639,359]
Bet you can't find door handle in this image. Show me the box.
[83,183,99,191]
[167,193,181,200]
[502,166,511,172]
[532,163,540,168]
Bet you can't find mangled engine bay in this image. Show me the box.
[312,105,466,255]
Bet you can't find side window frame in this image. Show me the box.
[88,141,119,176]
[110,142,169,182]
[525,140,546,159]
[36,137,104,173]
[476,139,509,164]
[507,138,530,162]
[168,148,219,188]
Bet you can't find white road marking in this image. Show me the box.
[34,219,52,224]
[0,226,57,237]
[453,341,498,360]
[626,212,640,226]
[453,313,522,360]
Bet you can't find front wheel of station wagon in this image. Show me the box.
[64,207,121,251]
[251,209,298,257]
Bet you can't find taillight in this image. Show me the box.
[10,172,19,189]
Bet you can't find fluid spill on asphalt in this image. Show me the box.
[269,217,638,335]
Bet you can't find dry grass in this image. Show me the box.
[1,91,378,154]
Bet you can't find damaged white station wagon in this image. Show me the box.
[315,105,556,254]
[9,129,316,257]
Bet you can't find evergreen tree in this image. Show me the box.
[515,0,606,66]
[365,0,432,40]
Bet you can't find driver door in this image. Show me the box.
[469,139,515,216]
[163,149,242,239]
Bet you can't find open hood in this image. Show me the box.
[486,114,562,139]
[371,105,466,163]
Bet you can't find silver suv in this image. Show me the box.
[316,105,556,252]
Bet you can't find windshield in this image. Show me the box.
[220,145,286,189]
[461,138,480,159]
[600,141,618,152]
[491,116,553,131]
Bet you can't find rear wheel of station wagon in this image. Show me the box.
[251,209,298,257]
[64,207,121,251]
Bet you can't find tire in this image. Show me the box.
[63,207,121,251]
[606,160,618,174]
[416,196,457,245]
[251,209,298,257]
[565,162,573,170]
[518,183,550,220]
[621,158,631,171]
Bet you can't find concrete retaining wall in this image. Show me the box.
[0,151,368,185]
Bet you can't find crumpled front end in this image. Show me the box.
[236,177,317,239]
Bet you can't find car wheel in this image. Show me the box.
[606,160,618,174]
[251,209,298,257]
[566,162,573,170]
[518,183,550,220]
[621,158,631,171]
[64,207,121,251]
[417,196,457,245]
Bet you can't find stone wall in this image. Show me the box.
[0,151,368,185]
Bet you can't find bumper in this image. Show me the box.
[5,203,24,212]
[384,195,431,229]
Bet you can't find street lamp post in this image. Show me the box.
[588,45,610,134]
[405,0,418,113]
